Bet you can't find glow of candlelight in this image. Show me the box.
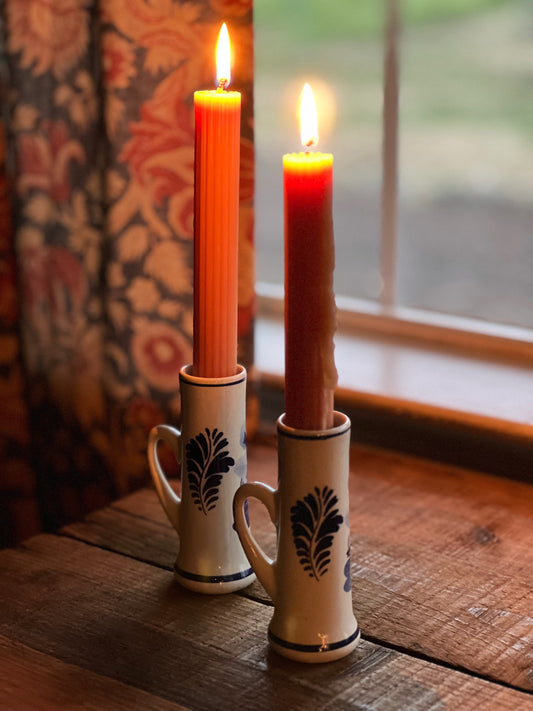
[216,23,231,89]
[299,82,319,149]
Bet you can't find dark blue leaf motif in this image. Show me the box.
[344,541,352,593]
[186,428,234,515]
[290,486,343,580]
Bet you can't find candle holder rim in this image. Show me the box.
[180,363,246,387]
[277,411,350,440]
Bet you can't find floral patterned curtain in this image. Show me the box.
[0,0,256,547]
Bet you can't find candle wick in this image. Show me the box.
[217,78,229,91]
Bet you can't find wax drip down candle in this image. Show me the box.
[193,23,240,378]
[283,83,338,431]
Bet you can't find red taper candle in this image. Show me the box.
[283,83,338,431]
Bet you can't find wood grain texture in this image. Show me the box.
[60,441,533,692]
[1,534,532,711]
[0,636,188,710]
[347,446,533,691]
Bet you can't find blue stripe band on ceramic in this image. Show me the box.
[179,375,246,388]
[268,626,360,654]
[175,565,254,584]
[279,427,350,442]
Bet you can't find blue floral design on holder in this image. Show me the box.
[186,428,234,515]
[290,486,343,580]
[343,540,352,593]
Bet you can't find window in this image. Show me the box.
[253,0,533,464]
[254,0,533,334]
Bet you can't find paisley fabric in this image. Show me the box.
[0,0,255,546]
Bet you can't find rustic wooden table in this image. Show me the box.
[1,440,532,710]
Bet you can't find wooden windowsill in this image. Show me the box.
[255,313,533,480]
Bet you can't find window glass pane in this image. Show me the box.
[255,1,532,332]
[398,0,533,329]
[254,1,383,300]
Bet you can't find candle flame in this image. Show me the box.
[299,83,319,149]
[216,23,231,89]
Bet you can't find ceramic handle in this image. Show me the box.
[233,482,277,602]
[147,424,181,533]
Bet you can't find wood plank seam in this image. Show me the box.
[56,529,175,573]
[362,632,533,697]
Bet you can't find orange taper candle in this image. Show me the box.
[193,23,240,377]
[284,83,338,430]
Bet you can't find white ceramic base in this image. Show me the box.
[268,625,361,663]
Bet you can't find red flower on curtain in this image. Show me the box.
[120,71,195,239]
[102,32,136,90]
[20,245,88,317]
[6,0,90,79]
[17,120,85,203]
[131,319,191,393]
[101,0,204,82]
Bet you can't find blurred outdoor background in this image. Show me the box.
[253,0,533,330]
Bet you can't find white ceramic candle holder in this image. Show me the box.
[147,364,255,594]
[233,411,360,662]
